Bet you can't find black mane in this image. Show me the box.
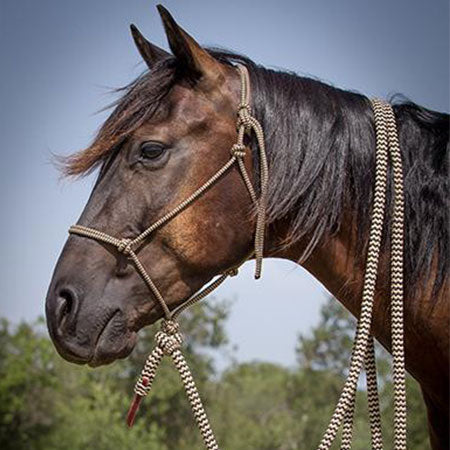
[212,50,449,297]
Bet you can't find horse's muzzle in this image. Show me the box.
[45,279,136,366]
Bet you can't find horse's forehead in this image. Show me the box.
[168,82,235,124]
[170,86,216,121]
[132,82,234,141]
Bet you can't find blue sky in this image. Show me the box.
[1,0,448,367]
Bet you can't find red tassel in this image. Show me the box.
[126,376,149,427]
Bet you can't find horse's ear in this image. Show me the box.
[157,4,221,83]
[130,24,170,68]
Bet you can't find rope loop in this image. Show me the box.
[117,238,133,255]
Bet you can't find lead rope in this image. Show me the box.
[318,98,406,449]
[69,69,407,449]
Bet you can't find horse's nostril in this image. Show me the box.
[55,287,79,332]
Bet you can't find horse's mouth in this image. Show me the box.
[88,311,138,367]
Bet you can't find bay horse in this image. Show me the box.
[45,6,449,448]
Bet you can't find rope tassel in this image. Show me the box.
[126,320,220,450]
[126,343,165,427]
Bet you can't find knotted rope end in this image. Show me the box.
[126,376,149,428]
[254,264,262,280]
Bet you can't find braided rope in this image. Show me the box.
[340,337,384,450]
[365,338,384,449]
[236,65,269,279]
[341,337,383,450]
[129,156,238,249]
[382,102,407,449]
[318,99,406,449]
[171,268,238,320]
[127,320,219,450]
[318,98,390,449]
[171,350,219,449]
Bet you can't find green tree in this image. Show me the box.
[0,295,429,450]
[211,362,298,450]
[0,318,58,449]
[0,299,231,450]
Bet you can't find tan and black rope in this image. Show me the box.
[318,99,406,449]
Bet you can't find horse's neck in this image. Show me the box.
[258,77,449,396]
[270,217,448,398]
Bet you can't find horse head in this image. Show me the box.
[46,6,256,366]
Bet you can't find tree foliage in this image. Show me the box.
[0,297,429,449]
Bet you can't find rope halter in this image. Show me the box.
[68,64,269,449]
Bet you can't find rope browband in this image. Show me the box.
[68,65,407,449]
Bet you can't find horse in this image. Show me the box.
[45,6,449,449]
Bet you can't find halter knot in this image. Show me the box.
[231,144,246,158]
[117,238,133,255]
[237,103,252,130]
[161,319,180,335]
[238,102,251,114]
[155,329,183,355]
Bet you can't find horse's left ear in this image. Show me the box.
[157,4,222,84]
[130,24,170,69]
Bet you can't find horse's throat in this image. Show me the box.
[272,224,448,402]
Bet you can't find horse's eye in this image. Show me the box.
[140,142,165,160]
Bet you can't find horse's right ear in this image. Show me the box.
[130,24,170,68]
